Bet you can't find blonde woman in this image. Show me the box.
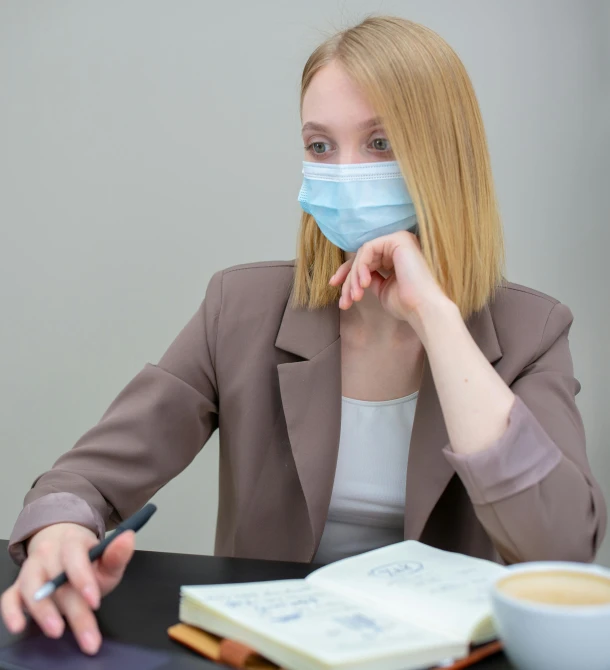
[2,16,606,656]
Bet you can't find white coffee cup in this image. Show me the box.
[490,562,610,670]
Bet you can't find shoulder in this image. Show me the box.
[219,260,295,288]
[487,281,575,359]
[204,259,295,320]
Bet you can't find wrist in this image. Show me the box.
[413,296,462,347]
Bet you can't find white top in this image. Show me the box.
[314,391,418,564]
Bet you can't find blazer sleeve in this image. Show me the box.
[8,271,223,565]
[443,302,607,564]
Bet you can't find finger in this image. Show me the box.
[60,538,101,610]
[329,260,353,286]
[1,585,27,634]
[95,531,135,594]
[359,240,387,276]
[340,269,354,309]
[19,561,65,639]
[54,587,101,655]
[350,253,364,302]
[353,241,388,301]
[358,261,371,290]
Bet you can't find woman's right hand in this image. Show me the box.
[0,523,135,655]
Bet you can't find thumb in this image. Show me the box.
[96,531,135,586]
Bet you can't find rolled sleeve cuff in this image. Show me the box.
[8,492,105,565]
[443,396,563,505]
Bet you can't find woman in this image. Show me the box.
[1,16,606,656]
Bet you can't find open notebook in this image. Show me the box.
[178,541,507,670]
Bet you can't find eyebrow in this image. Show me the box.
[301,116,384,134]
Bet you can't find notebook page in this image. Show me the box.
[181,580,465,670]
[307,541,507,641]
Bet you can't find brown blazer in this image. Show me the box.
[9,261,607,565]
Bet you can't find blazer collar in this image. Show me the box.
[275,288,340,360]
[275,288,503,556]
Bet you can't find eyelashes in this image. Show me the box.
[304,138,393,158]
[305,141,332,155]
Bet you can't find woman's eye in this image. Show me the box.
[371,137,391,151]
[307,141,331,155]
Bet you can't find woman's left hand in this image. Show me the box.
[329,230,452,332]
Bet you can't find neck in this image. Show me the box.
[340,286,418,344]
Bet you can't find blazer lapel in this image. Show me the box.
[404,303,503,541]
[275,291,342,556]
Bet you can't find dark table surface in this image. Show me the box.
[0,539,513,669]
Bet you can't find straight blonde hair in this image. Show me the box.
[293,16,505,319]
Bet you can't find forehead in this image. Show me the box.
[301,61,377,126]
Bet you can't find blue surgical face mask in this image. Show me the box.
[297,160,418,253]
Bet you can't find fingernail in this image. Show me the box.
[83,585,99,609]
[45,616,63,637]
[82,631,100,655]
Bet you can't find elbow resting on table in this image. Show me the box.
[487,464,606,566]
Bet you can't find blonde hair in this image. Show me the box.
[293,16,505,318]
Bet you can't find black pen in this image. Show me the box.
[33,503,157,602]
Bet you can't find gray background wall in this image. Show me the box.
[1,0,609,565]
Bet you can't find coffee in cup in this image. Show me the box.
[491,562,610,670]
[497,569,610,606]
